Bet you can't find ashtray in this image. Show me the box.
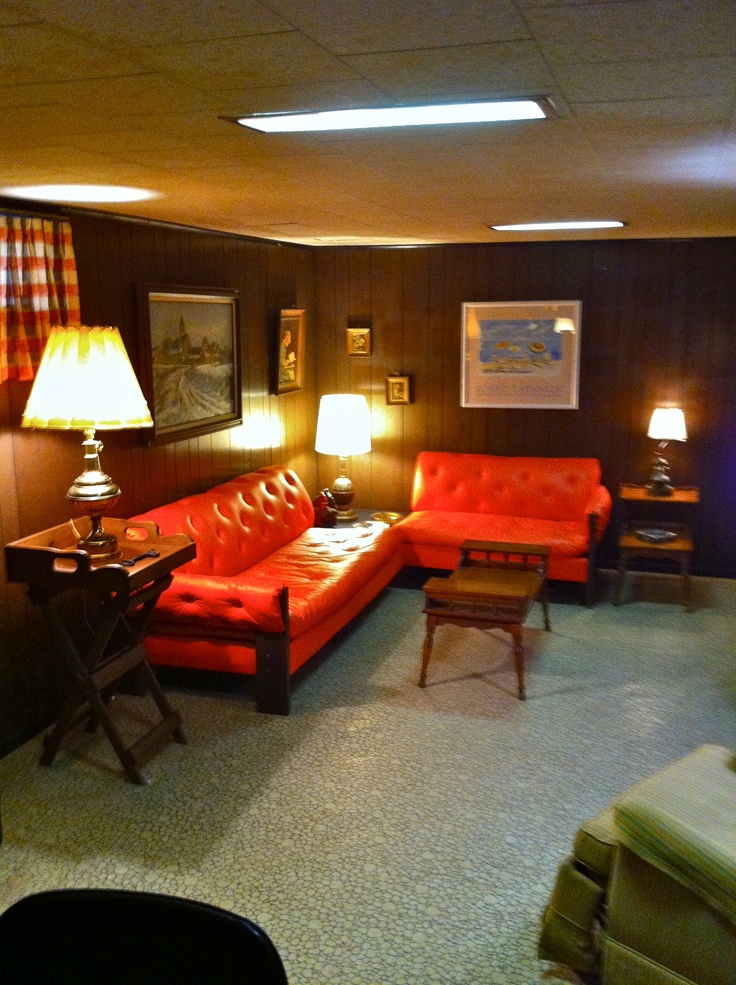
[371,511,404,526]
[634,528,677,544]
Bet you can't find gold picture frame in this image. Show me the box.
[346,327,371,356]
[386,375,410,405]
[137,283,241,445]
[276,309,306,395]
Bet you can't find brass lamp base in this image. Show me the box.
[66,428,122,558]
[330,458,358,522]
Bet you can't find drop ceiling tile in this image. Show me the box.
[0,3,42,26]
[556,55,736,103]
[574,95,734,126]
[0,101,135,135]
[579,121,727,150]
[213,80,389,115]
[4,74,220,115]
[137,32,357,89]
[15,0,291,45]
[0,21,144,84]
[524,0,736,63]
[264,0,528,54]
[342,40,556,99]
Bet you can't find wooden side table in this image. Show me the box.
[4,518,196,784]
[614,485,699,611]
[420,540,550,700]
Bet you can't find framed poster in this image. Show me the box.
[276,309,306,395]
[461,300,581,409]
[137,284,241,444]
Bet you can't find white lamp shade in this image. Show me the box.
[647,407,687,442]
[21,325,153,431]
[315,394,371,457]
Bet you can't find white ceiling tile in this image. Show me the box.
[15,0,291,44]
[524,0,736,63]
[264,0,527,54]
[555,55,736,103]
[342,41,556,100]
[136,32,358,89]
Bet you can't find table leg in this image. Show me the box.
[541,581,551,631]
[419,615,436,687]
[508,625,526,700]
[682,555,693,612]
[614,553,628,606]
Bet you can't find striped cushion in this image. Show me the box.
[574,805,618,882]
[614,745,736,924]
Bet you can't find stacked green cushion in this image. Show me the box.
[614,744,736,924]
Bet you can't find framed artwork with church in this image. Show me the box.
[137,284,241,445]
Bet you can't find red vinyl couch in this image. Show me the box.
[131,465,403,715]
[400,452,612,604]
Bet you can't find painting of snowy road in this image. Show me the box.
[139,286,241,444]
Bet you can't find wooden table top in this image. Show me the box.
[619,484,699,504]
[424,566,543,604]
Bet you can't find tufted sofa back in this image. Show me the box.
[131,465,314,576]
[411,451,603,522]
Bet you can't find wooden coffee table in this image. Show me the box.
[419,540,550,700]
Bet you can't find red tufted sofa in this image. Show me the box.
[400,452,612,604]
[130,465,403,715]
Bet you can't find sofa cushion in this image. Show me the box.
[574,805,619,882]
[399,510,590,557]
[410,451,603,522]
[132,465,314,578]
[148,521,403,640]
[613,744,736,923]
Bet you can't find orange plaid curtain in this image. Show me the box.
[0,215,81,384]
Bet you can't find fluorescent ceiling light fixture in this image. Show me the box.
[490,220,625,231]
[1,184,157,203]
[234,98,552,133]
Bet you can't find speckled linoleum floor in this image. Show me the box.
[1,570,735,984]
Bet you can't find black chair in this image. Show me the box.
[0,888,288,984]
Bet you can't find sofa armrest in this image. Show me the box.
[151,573,287,633]
[586,485,613,542]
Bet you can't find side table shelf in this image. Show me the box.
[615,485,699,611]
[4,517,196,784]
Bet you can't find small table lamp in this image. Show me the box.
[21,325,153,558]
[646,406,687,496]
[315,394,371,521]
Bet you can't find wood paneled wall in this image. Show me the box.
[0,211,316,749]
[315,239,736,580]
[2,213,735,752]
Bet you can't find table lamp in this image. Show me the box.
[315,393,371,521]
[21,325,153,558]
[646,406,687,496]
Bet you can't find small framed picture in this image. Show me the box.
[347,327,371,356]
[276,309,306,395]
[386,374,411,405]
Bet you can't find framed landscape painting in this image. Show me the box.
[461,300,581,409]
[137,284,241,444]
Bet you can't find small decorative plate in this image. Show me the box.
[634,528,677,543]
[371,511,404,526]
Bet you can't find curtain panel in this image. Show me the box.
[0,215,80,384]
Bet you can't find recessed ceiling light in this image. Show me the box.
[231,98,554,133]
[490,220,625,231]
[0,184,158,203]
